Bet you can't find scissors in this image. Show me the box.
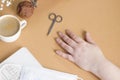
[47,13,63,36]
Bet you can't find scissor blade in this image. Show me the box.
[47,21,55,36]
[47,30,51,36]
[47,26,53,36]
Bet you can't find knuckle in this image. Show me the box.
[62,34,66,38]
[73,36,80,41]
[61,43,66,47]
[63,36,67,40]
[66,38,71,43]
[78,41,86,45]
[67,47,73,53]
[71,33,76,38]
[58,40,62,44]
[71,34,76,37]
[74,36,78,40]
[63,35,72,43]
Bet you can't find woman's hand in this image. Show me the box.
[55,29,120,80]
[55,29,105,71]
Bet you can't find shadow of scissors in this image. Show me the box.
[47,13,63,36]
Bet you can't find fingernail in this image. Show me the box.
[56,38,60,41]
[58,32,62,35]
[56,50,59,54]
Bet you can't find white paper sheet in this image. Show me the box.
[0,47,83,80]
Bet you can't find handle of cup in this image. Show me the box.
[20,20,27,30]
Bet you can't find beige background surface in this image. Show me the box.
[0,0,120,80]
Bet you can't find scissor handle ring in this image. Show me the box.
[48,13,56,20]
[56,15,63,23]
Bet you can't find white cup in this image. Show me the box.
[0,15,27,42]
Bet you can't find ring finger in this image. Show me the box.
[56,38,74,54]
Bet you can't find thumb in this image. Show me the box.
[85,32,96,44]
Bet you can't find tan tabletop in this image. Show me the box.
[0,0,120,80]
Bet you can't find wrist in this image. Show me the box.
[89,57,109,77]
[90,57,120,80]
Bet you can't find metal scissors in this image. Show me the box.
[47,13,63,36]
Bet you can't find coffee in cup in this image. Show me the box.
[0,17,19,37]
[0,15,27,42]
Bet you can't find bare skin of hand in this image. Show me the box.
[55,29,120,80]
[55,29,105,71]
